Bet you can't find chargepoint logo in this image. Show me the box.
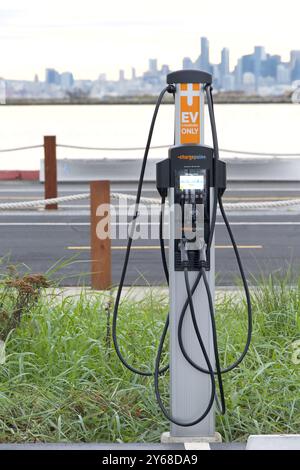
[180,83,200,144]
[177,155,197,161]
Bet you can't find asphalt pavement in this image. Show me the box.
[0,180,300,286]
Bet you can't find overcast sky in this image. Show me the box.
[1,0,300,80]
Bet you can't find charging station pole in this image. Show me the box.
[114,69,251,441]
[167,71,216,439]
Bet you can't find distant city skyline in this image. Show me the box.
[3,36,300,101]
[41,38,300,86]
[1,0,300,80]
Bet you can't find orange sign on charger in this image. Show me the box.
[180,83,200,144]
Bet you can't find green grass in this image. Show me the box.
[0,277,300,443]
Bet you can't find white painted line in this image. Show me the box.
[217,221,300,226]
[60,205,90,208]
[67,245,263,251]
[184,442,210,450]
[0,221,299,226]
[0,222,89,226]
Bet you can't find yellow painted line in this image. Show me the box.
[67,245,263,251]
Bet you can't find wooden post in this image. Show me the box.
[44,136,57,210]
[90,180,112,290]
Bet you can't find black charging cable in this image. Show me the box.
[154,205,225,425]
[112,85,174,377]
[176,86,252,377]
[154,262,217,426]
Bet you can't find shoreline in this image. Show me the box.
[3,95,294,106]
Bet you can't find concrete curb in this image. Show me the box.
[247,434,300,450]
[43,286,244,303]
[40,157,300,183]
[0,442,246,451]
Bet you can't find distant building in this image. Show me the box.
[45,68,60,85]
[182,57,194,70]
[200,37,210,72]
[161,64,170,75]
[223,74,235,91]
[261,54,281,79]
[211,64,221,88]
[221,48,230,76]
[119,69,125,81]
[292,59,300,81]
[0,78,6,104]
[148,59,158,73]
[276,64,290,84]
[241,54,254,76]
[60,72,74,89]
[290,50,300,69]
[243,72,255,94]
[289,51,300,81]
[254,46,266,90]
[234,58,243,91]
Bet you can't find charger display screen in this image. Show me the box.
[179,174,204,191]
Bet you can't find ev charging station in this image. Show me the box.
[160,70,219,439]
[113,70,252,442]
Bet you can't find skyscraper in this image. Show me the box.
[45,68,60,85]
[290,50,300,69]
[149,59,158,74]
[254,46,266,90]
[234,58,243,90]
[60,72,74,89]
[290,51,300,81]
[292,59,300,81]
[182,57,194,70]
[200,37,210,72]
[261,55,281,79]
[161,64,170,75]
[220,48,230,76]
[276,64,290,85]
